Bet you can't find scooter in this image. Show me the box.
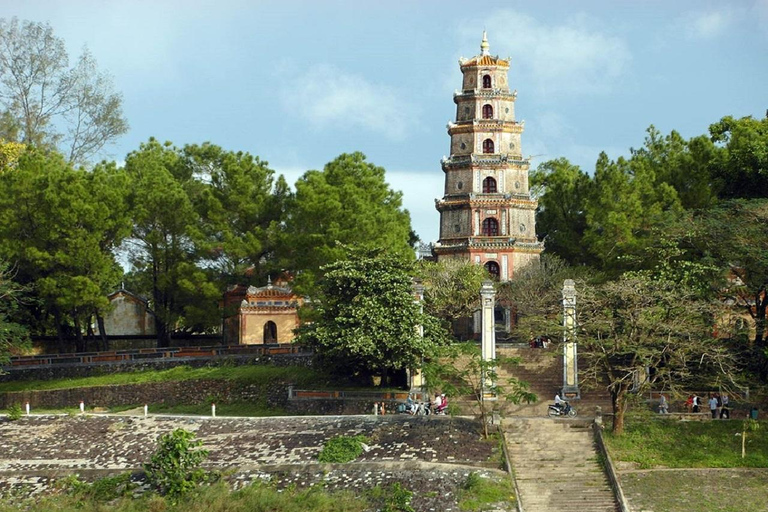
[548,401,577,417]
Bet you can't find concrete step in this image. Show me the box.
[503,417,618,512]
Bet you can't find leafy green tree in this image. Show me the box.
[184,142,287,281]
[124,139,205,345]
[124,139,288,343]
[0,262,29,364]
[631,126,721,209]
[0,18,127,164]
[417,258,488,336]
[499,254,586,342]
[280,152,415,294]
[710,115,768,200]
[144,428,209,502]
[683,199,768,379]
[294,248,446,385]
[530,158,594,265]
[577,273,739,435]
[0,150,129,348]
[584,152,682,273]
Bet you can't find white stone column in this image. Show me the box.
[480,280,496,393]
[562,279,580,399]
[410,281,425,392]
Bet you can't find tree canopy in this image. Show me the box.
[0,17,127,164]
[294,248,446,385]
[279,152,415,294]
[577,273,739,434]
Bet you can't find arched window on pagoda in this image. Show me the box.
[263,321,277,343]
[482,74,492,88]
[483,138,494,154]
[482,177,497,193]
[482,217,499,236]
[485,261,500,279]
[482,104,493,119]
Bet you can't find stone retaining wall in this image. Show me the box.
[1,353,313,383]
[0,380,413,416]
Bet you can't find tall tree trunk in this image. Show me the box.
[754,288,767,381]
[53,309,66,353]
[611,383,630,435]
[73,312,84,353]
[96,313,109,351]
[86,315,95,339]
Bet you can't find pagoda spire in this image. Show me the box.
[480,31,490,56]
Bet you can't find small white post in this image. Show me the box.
[79,400,85,414]
[144,404,148,417]
[211,403,216,417]
[25,402,30,416]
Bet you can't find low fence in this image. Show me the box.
[5,344,308,370]
[289,388,426,402]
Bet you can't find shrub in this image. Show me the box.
[317,435,368,463]
[5,403,22,421]
[144,428,209,501]
[383,482,415,512]
[59,473,136,501]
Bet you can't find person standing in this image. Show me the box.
[659,394,669,414]
[708,394,718,419]
[720,394,730,419]
[692,394,700,413]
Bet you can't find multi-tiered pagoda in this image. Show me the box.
[434,33,542,281]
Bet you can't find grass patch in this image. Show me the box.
[620,469,768,512]
[0,479,367,512]
[604,418,768,468]
[457,472,515,511]
[0,364,333,393]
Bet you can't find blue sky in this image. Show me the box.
[5,0,768,243]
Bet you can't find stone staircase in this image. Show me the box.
[495,345,613,418]
[504,418,619,512]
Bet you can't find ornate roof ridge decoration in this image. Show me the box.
[246,284,293,297]
[459,54,510,68]
[107,288,150,306]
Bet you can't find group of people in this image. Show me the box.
[668,392,730,418]
[386,393,449,416]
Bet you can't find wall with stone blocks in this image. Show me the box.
[0,353,313,383]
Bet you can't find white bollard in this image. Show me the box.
[144,404,148,417]
[79,401,85,413]
[211,403,216,417]
[25,402,30,416]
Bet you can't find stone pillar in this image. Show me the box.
[562,279,580,398]
[480,279,497,393]
[410,281,426,392]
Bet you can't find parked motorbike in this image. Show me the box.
[548,401,577,417]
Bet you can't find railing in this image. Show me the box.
[288,388,427,402]
[5,344,308,369]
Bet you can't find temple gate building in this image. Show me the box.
[222,277,304,345]
[434,33,542,281]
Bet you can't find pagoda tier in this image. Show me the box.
[434,33,542,280]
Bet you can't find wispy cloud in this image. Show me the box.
[683,9,735,39]
[464,10,631,95]
[280,64,416,141]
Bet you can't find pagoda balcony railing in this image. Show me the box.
[435,192,534,207]
[448,119,522,130]
[453,88,517,100]
[441,154,529,167]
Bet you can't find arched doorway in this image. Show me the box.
[484,261,500,279]
[263,321,277,343]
